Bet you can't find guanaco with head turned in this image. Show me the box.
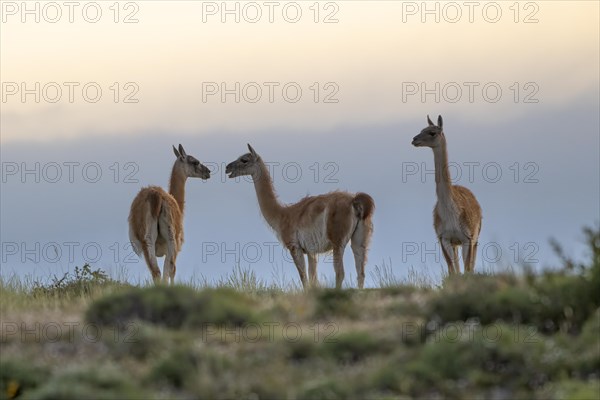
[128,144,210,284]
[226,144,374,289]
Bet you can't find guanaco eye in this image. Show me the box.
[241,158,248,163]
[429,131,436,136]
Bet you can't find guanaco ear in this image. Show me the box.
[437,115,443,130]
[173,145,181,159]
[427,115,435,127]
[178,144,187,158]
[247,143,258,157]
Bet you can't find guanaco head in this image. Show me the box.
[172,144,211,180]
[412,115,445,148]
[225,144,261,179]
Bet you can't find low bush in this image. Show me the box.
[86,285,260,329]
[25,365,147,400]
[147,346,233,396]
[313,289,358,319]
[426,226,599,334]
[322,331,384,363]
[0,359,49,399]
[31,264,127,298]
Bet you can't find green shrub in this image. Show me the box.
[377,285,423,297]
[30,264,127,298]
[322,331,383,363]
[0,359,49,399]
[427,272,597,334]
[148,347,232,395]
[25,365,147,400]
[565,308,600,378]
[531,272,597,333]
[397,322,564,396]
[286,338,319,362]
[425,226,600,335]
[550,379,600,400]
[103,323,166,361]
[86,285,259,329]
[298,379,351,400]
[427,274,518,323]
[186,287,260,328]
[148,348,199,389]
[314,289,357,319]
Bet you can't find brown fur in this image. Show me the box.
[433,186,482,239]
[128,145,210,284]
[353,192,376,220]
[226,145,374,289]
[413,116,483,274]
[129,186,184,255]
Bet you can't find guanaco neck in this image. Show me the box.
[252,158,284,229]
[169,163,187,213]
[432,134,453,205]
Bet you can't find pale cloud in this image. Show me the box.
[1,1,598,142]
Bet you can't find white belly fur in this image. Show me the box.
[435,203,468,244]
[296,210,332,253]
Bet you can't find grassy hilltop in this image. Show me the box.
[0,227,598,399]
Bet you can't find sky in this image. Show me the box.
[1,1,599,287]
